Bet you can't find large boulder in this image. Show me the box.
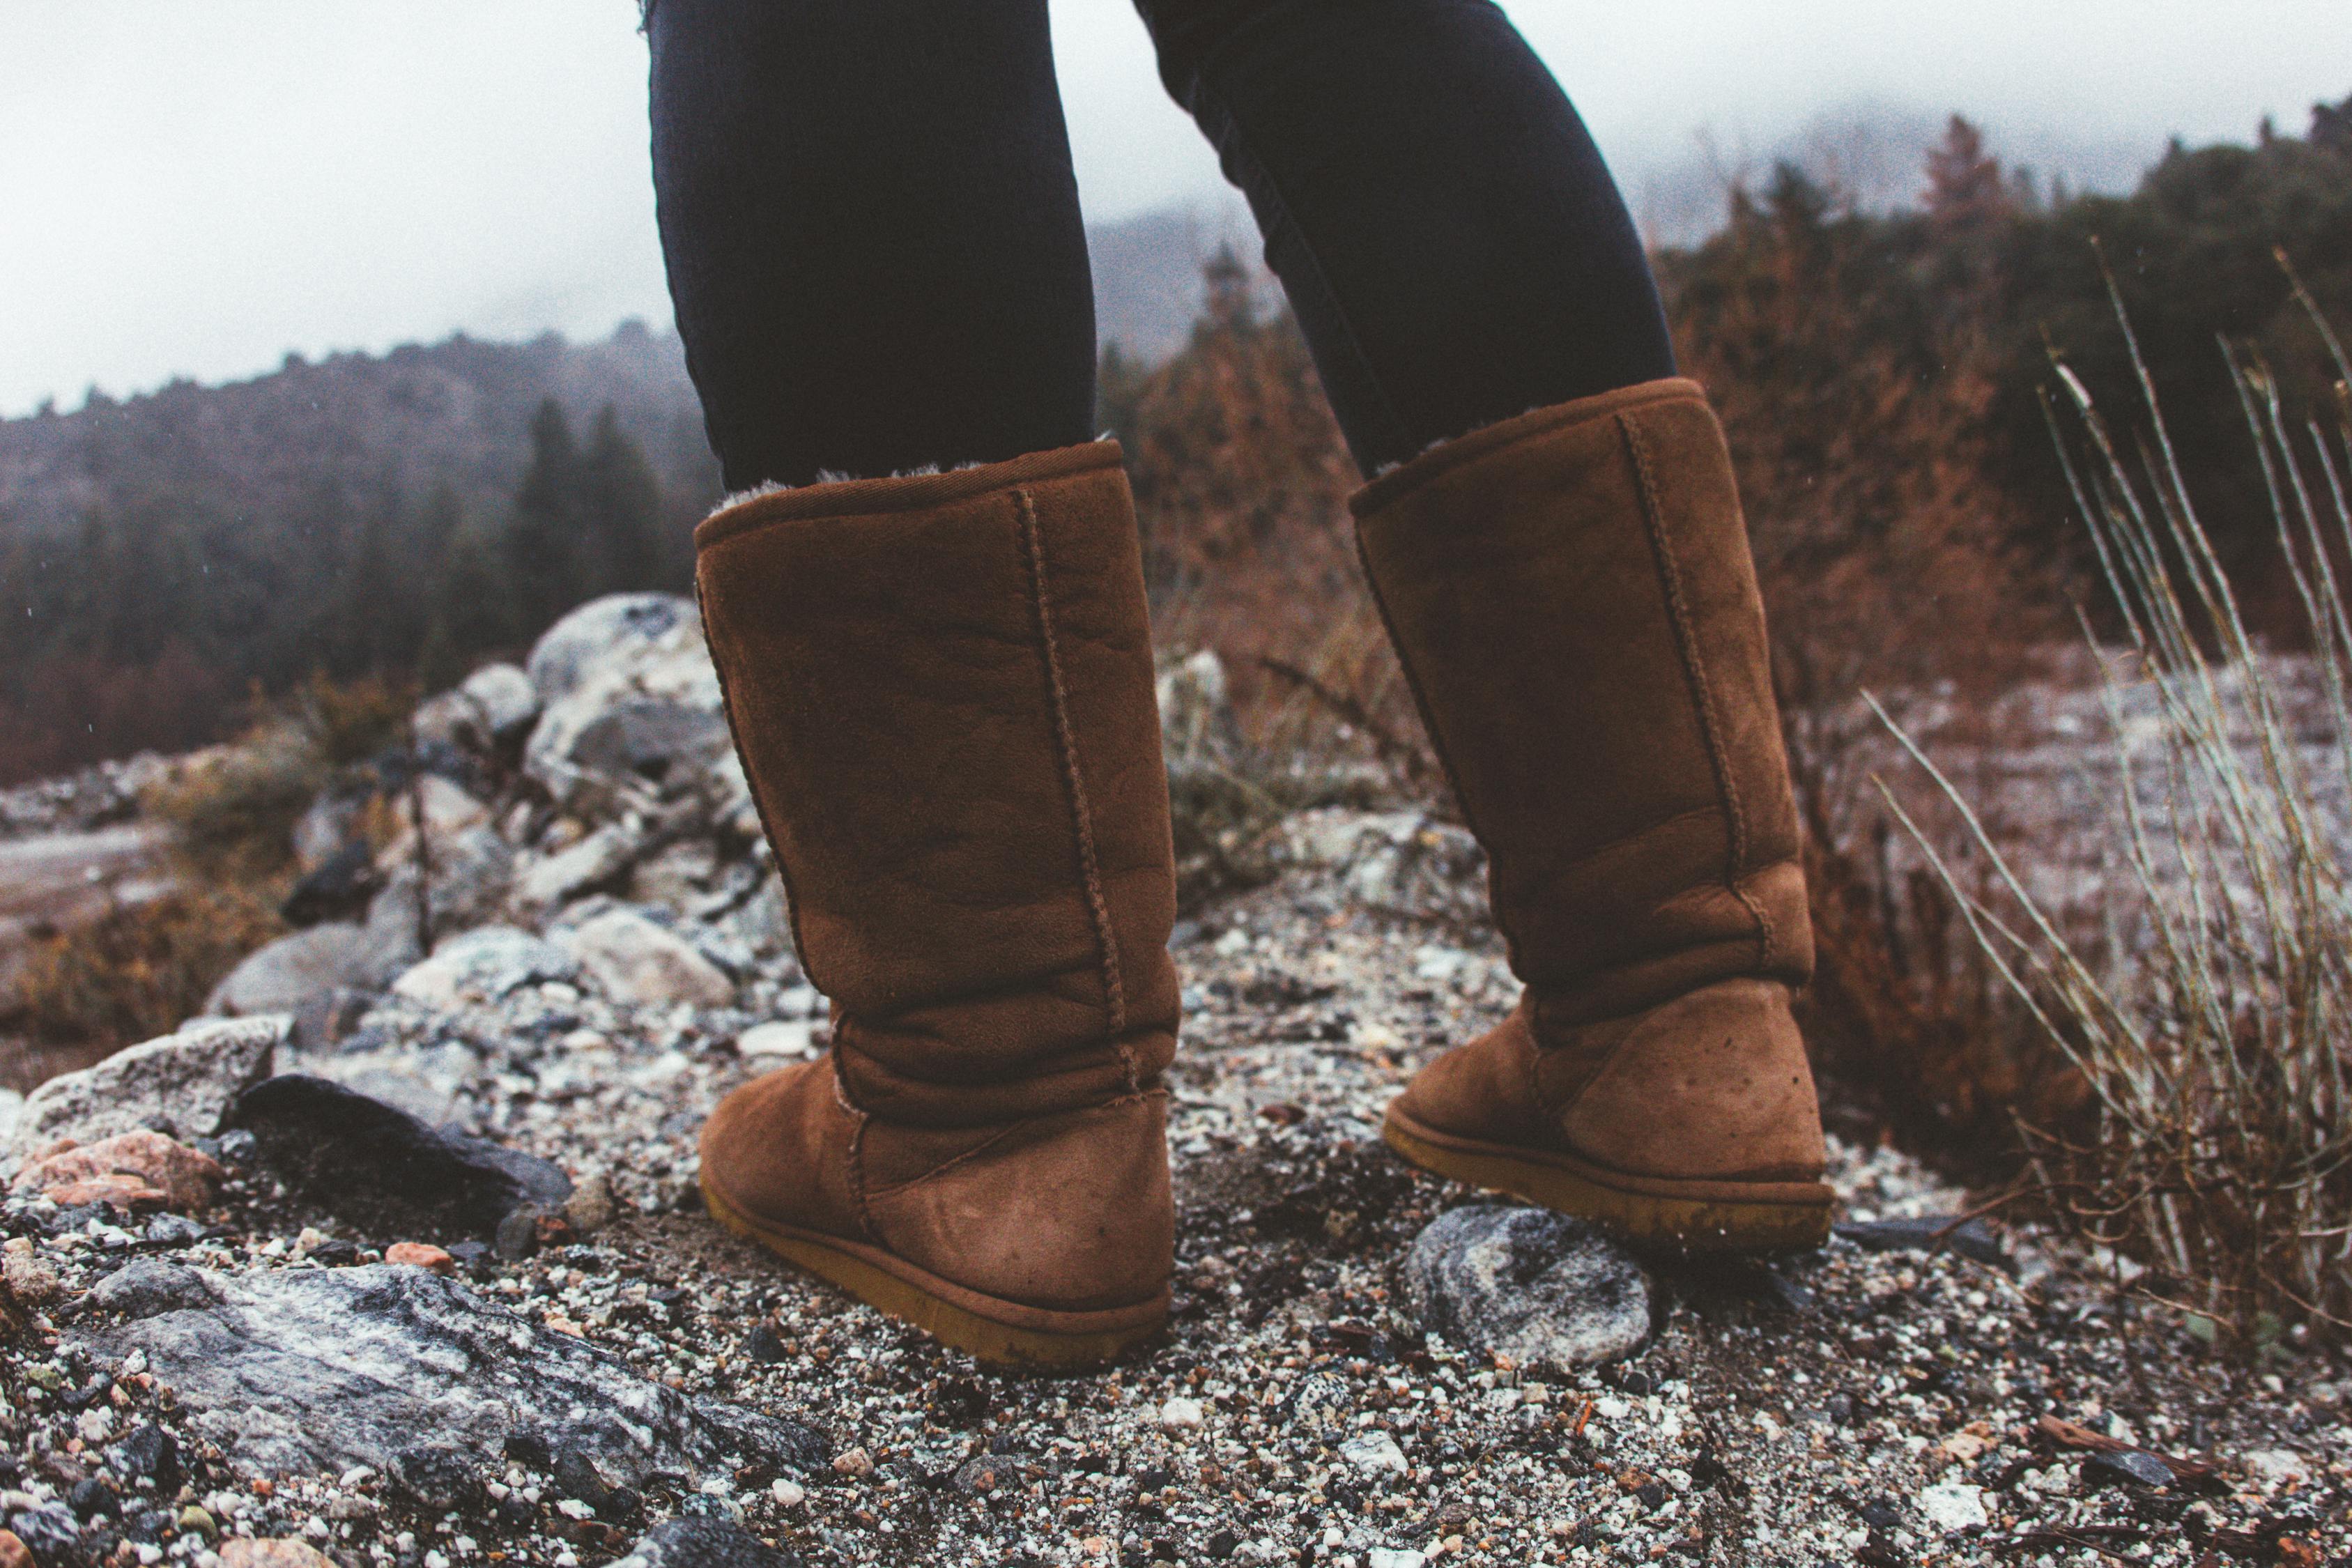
[9,1017,284,1160]
[71,1262,826,1484]
[523,596,730,813]
[205,923,402,1046]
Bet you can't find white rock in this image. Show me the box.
[1366,1551,1427,1568]
[392,927,579,1011]
[1917,1482,1988,1534]
[1339,1432,1408,1475]
[0,1090,22,1148]
[459,663,540,740]
[10,1016,283,1159]
[734,1021,816,1059]
[2240,1448,2309,1488]
[522,596,728,813]
[1159,1397,1205,1429]
[560,909,735,1008]
[769,1479,804,1507]
[525,594,700,705]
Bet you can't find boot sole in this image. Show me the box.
[700,1173,1167,1370]
[1383,1102,1832,1252]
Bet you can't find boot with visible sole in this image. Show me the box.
[1352,378,1832,1251]
[693,441,1180,1366]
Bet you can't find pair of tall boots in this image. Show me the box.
[694,378,1830,1367]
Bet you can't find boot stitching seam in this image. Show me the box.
[1013,486,1138,1091]
[829,1053,880,1243]
[1619,413,1777,970]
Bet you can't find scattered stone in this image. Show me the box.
[229,1075,571,1238]
[217,1539,337,1568]
[389,1443,483,1512]
[383,1243,456,1275]
[70,1263,826,1484]
[610,1518,802,1568]
[732,1021,815,1059]
[6,1505,81,1568]
[562,1172,617,1235]
[830,1447,873,1478]
[0,1530,27,1568]
[11,1131,225,1211]
[2241,1448,2310,1489]
[1917,1480,1989,1533]
[1339,1432,1409,1475]
[390,926,578,1010]
[493,1206,544,1261]
[1404,1206,1650,1368]
[87,1259,220,1316]
[1,1249,60,1305]
[1835,1215,2016,1273]
[107,1424,180,1493]
[414,663,540,755]
[2084,1448,2174,1489]
[560,908,735,1008]
[8,1015,282,1158]
[1160,1398,1205,1429]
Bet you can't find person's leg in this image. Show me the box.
[1132,0,1675,476]
[646,0,1097,491]
[650,1,1183,1364]
[1142,0,1830,1251]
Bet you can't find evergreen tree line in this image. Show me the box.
[0,399,691,783]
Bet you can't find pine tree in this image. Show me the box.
[505,399,585,636]
[578,406,665,597]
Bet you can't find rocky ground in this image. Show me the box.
[0,596,2343,1568]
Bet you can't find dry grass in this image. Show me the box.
[1881,255,2352,1343]
[6,884,284,1050]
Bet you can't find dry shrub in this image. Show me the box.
[144,669,414,880]
[1109,250,1427,794]
[1668,146,2073,1156]
[6,884,284,1050]
[1886,264,2352,1342]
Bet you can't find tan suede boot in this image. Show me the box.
[1353,378,1832,1250]
[693,441,1179,1365]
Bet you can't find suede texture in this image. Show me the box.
[693,440,1178,1313]
[1353,378,1824,1184]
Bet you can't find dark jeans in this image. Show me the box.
[647,0,1673,492]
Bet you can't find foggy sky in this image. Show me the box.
[3,1,2347,415]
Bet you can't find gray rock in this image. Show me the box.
[364,823,516,944]
[70,1263,827,1484]
[205,924,399,1046]
[228,1074,571,1238]
[560,907,735,1008]
[1834,1215,2016,1274]
[1405,1205,1650,1369]
[614,1519,804,1568]
[523,597,728,813]
[87,1259,222,1316]
[9,1016,284,1159]
[513,822,644,913]
[525,594,700,706]
[390,925,578,1010]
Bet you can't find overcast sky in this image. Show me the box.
[3,1,2347,416]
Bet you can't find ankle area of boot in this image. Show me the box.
[861,1091,1174,1315]
[1528,978,1826,1183]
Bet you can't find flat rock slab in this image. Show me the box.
[72,1261,826,1487]
[1405,1204,1651,1369]
[228,1075,571,1238]
[9,1016,284,1160]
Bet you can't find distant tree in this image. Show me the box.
[505,399,587,635]
[578,405,666,597]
